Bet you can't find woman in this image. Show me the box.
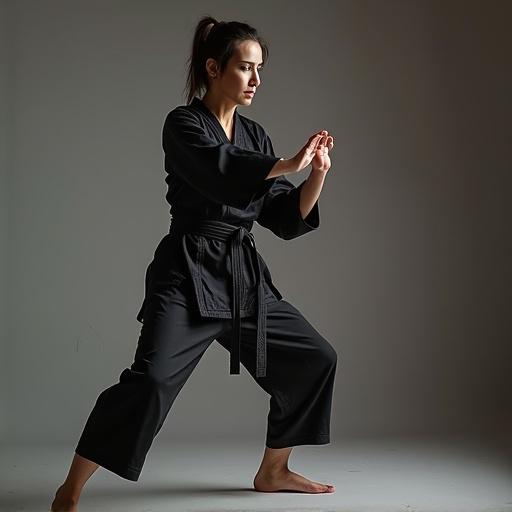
[51,16,337,512]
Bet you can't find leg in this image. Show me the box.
[75,299,226,480]
[51,453,98,511]
[51,276,228,510]
[216,299,338,493]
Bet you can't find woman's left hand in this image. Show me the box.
[311,130,334,174]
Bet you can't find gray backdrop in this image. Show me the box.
[0,0,510,445]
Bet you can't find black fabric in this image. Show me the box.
[163,99,280,209]
[75,275,337,482]
[165,217,268,378]
[136,96,321,377]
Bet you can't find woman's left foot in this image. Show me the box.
[253,468,335,493]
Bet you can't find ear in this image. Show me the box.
[205,58,219,76]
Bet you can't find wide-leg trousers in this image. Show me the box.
[75,262,338,482]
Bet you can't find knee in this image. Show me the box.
[319,339,338,370]
[121,365,170,389]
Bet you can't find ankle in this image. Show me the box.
[60,482,81,502]
[258,463,289,477]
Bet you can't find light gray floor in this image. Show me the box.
[1,435,511,512]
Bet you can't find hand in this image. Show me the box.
[289,131,328,173]
[311,130,333,174]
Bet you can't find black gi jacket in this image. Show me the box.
[136,96,320,377]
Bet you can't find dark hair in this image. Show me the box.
[183,15,269,105]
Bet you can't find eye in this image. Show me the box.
[241,66,263,72]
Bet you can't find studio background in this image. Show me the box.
[0,0,510,449]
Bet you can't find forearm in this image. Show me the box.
[266,158,295,179]
[299,168,325,219]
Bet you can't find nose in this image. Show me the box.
[250,70,261,88]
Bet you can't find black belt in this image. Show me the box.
[169,217,267,378]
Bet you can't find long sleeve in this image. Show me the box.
[163,107,281,210]
[257,134,320,240]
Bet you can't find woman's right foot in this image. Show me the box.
[50,483,78,512]
[253,467,335,493]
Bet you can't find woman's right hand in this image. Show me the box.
[290,131,329,173]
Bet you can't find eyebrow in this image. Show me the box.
[239,61,264,66]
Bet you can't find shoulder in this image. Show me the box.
[164,103,202,127]
[161,104,206,151]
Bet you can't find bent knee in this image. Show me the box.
[121,365,172,389]
[319,339,338,369]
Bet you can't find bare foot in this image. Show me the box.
[253,467,335,493]
[50,483,78,512]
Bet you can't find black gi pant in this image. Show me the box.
[75,249,338,482]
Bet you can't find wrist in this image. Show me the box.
[309,166,327,180]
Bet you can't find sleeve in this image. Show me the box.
[256,133,320,240]
[163,107,281,209]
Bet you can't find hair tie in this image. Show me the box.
[205,21,216,40]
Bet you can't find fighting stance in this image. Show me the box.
[51,16,337,512]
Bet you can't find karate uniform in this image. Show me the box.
[75,97,338,481]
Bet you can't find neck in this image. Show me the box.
[201,91,237,128]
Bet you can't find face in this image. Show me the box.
[206,39,264,105]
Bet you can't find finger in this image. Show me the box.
[313,134,324,147]
[309,134,322,148]
[307,135,322,154]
